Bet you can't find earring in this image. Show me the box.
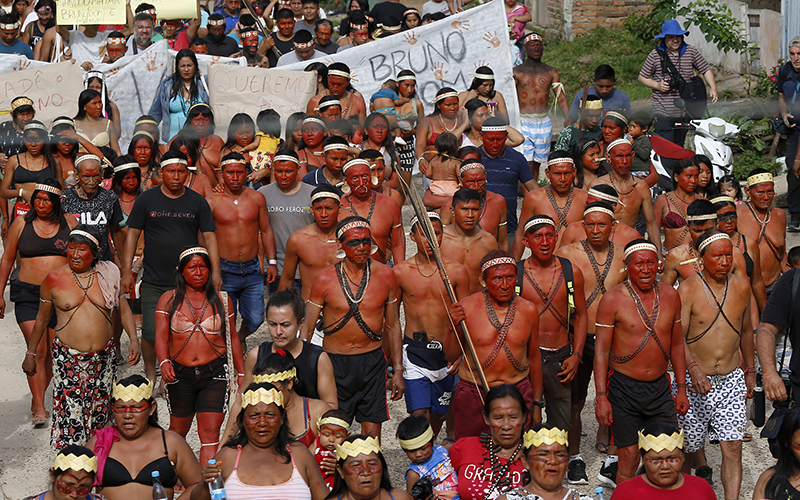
[335,249,346,259]
[371,175,379,186]
[370,245,379,255]
[620,267,628,273]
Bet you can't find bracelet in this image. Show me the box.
[686,361,698,371]
[744,367,757,374]
[237,372,245,377]
[18,188,23,198]
[393,365,404,372]
[25,352,36,357]
[159,359,172,368]
[268,259,278,265]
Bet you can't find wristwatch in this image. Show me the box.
[531,400,545,408]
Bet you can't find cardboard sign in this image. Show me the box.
[133,0,196,21]
[0,62,82,128]
[58,0,126,25]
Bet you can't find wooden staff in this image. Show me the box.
[240,0,282,61]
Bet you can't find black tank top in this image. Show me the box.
[258,341,323,399]
[18,217,70,258]
[12,155,56,186]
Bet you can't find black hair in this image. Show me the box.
[294,29,313,44]
[52,445,96,479]
[465,98,488,124]
[239,13,255,25]
[191,37,207,47]
[74,89,101,121]
[256,109,282,138]
[672,158,699,191]
[312,184,342,205]
[111,155,142,197]
[692,154,717,195]
[396,415,432,443]
[481,116,507,130]
[0,13,18,26]
[328,434,393,498]
[328,118,354,138]
[432,87,458,116]
[716,174,742,201]
[594,64,616,81]
[482,383,527,418]
[430,11,445,21]
[208,12,224,21]
[638,421,684,457]
[695,229,730,256]
[434,132,459,158]
[789,246,800,268]
[320,408,352,426]
[21,122,59,180]
[458,145,480,159]
[265,286,305,323]
[362,113,397,169]
[113,374,159,427]
[274,148,299,161]
[591,183,618,199]
[25,178,64,224]
[749,167,771,178]
[170,49,200,101]
[306,62,329,90]
[765,408,800,497]
[68,224,100,262]
[580,95,602,115]
[468,66,495,98]
[316,18,333,29]
[133,114,161,144]
[629,111,652,130]
[50,117,78,161]
[302,0,319,5]
[135,2,155,13]
[85,75,114,119]
[601,112,627,132]
[224,382,292,463]
[324,135,349,150]
[572,137,604,188]
[275,8,294,20]
[253,349,299,391]
[359,149,383,162]
[128,130,161,172]
[169,130,200,167]
[452,187,481,207]
[687,199,716,226]
[169,247,225,336]
[224,113,256,150]
[396,71,416,98]
[183,103,216,135]
[336,216,370,242]
[400,9,420,30]
[285,112,307,150]
[420,13,433,23]
[220,151,247,170]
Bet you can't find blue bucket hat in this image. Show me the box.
[655,19,689,39]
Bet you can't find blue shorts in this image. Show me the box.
[519,115,552,163]
[220,257,264,333]
[404,374,456,415]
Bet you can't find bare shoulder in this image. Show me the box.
[479,229,500,246]
[371,260,398,284]
[729,272,751,291]
[515,294,538,316]
[656,281,680,302]
[588,174,610,189]
[555,241,581,260]
[443,257,468,275]
[389,489,413,500]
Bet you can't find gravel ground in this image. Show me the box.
[0,173,794,499]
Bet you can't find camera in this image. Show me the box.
[410,477,433,500]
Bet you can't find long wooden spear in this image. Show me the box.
[240,0,283,62]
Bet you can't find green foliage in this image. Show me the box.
[732,150,782,180]
[751,58,784,98]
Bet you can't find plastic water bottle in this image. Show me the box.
[152,471,168,500]
[594,486,605,500]
[208,459,227,499]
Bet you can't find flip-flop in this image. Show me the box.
[595,442,608,454]
[32,411,49,428]
[743,432,753,442]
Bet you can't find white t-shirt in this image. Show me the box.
[422,0,450,15]
[68,30,109,64]
[276,48,324,66]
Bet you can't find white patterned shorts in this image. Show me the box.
[519,115,552,163]
[671,367,747,453]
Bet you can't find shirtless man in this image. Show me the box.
[662,199,750,286]
[440,188,499,293]
[446,250,544,439]
[676,229,754,500]
[555,201,627,484]
[393,212,470,435]
[307,63,367,123]
[339,158,404,264]
[737,169,787,295]
[513,32,570,181]
[440,160,508,250]
[207,152,277,345]
[281,185,342,299]
[361,150,403,208]
[594,239,688,487]
[512,151,588,259]
[588,139,661,255]
[558,185,641,249]
[517,215,587,431]
[22,227,140,448]
[301,217,404,437]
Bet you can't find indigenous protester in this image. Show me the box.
[458,66,510,124]
[415,88,469,178]
[302,136,349,191]
[396,415,459,495]
[446,251,543,439]
[594,239,688,487]
[23,445,102,500]
[327,434,412,500]
[393,212,469,436]
[301,217,405,437]
[74,89,121,155]
[154,246,245,465]
[0,13,33,58]
[652,159,701,251]
[557,185,640,250]
[277,29,323,65]
[306,63,367,123]
[234,27,268,67]
[0,95,36,166]
[553,96,603,153]
[22,226,140,448]
[314,409,351,489]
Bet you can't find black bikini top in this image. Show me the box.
[101,429,178,488]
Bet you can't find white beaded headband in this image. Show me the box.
[207,18,225,25]
[240,30,258,39]
[606,138,630,152]
[311,191,340,202]
[294,39,314,49]
[328,69,351,79]
[303,117,327,128]
[75,154,102,167]
[624,242,657,259]
[343,158,370,173]
[323,143,348,152]
[51,118,75,128]
[547,157,574,167]
[523,217,555,233]
[460,162,485,175]
[524,33,542,43]
[220,158,246,167]
[107,36,126,45]
[709,195,735,205]
[274,155,299,165]
[0,21,20,29]
[34,183,61,195]
[350,23,367,30]
[337,220,370,239]
[410,211,441,229]
[113,163,139,173]
[698,232,730,252]
[481,124,507,132]
[480,256,515,273]
[584,206,614,218]
[604,111,628,125]
[179,246,208,261]
[318,99,341,110]
[161,158,187,168]
[434,91,458,102]
[397,75,416,81]
[70,229,99,247]
[686,213,717,222]
[588,188,619,204]
[23,123,47,132]
[469,71,494,80]
[132,130,154,142]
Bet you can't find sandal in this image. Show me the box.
[743,432,753,442]
[595,442,609,454]
[32,411,49,428]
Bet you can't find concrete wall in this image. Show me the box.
[751,8,783,70]
[678,0,750,73]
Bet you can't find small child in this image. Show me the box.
[248,109,283,183]
[717,174,743,204]
[315,409,351,489]
[425,132,461,209]
[628,110,652,178]
[370,80,412,144]
[397,416,459,499]
[789,246,800,268]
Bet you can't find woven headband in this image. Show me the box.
[606,138,630,152]
[318,99,341,111]
[583,99,603,110]
[698,232,730,252]
[686,214,717,222]
[469,71,494,80]
[0,21,20,30]
[253,368,296,384]
[524,33,542,43]
[23,122,47,133]
[328,69,351,79]
[53,453,98,473]
[179,247,208,261]
[207,19,225,25]
[337,220,370,239]
[604,111,628,125]
[460,162,485,175]
[397,75,416,82]
[342,158,370,173]
[132,131,154,142]
[638,430,684,452]
[380,23,401,30]
[523,217,555,233]
[242,387,284,408]
[399,425,434,450]
[434,91,458,102]
[70,229,99,247]
[317,416,351,431]
[747,172,774,187]
[11,97,33,110]
[220,158,246,168]
[107,36,126,45]
[709,195,735,205]
[34,183,61,195]
[584,206,615,219]
[323,143,348,152]
[113,163,139,174]
[403,8,419,16]
[273,155,300,165]
[624,242,657,259]
[135,118,158,126]
[294,39,315,49]
[547,157,574,167]
[335,436,381,460]
[52,118,75,128]
[481,124,507,132]
[523,427,568,449]
[303,116,327,128]
[480,256,516,273]
[161,158,187,168]
[312,191,340,202]
[587,188,619,204]
[410,211,441,229]
[75,155,102,169]
[113,379,153,402]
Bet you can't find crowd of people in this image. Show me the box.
[4,0,800,497]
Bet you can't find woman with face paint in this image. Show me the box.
[326,435,411,500]
[458,67,510,124]
[415,88,469,181]
[23,445,103,500]
[50,116,105,189]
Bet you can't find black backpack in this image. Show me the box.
[659,49,707,119]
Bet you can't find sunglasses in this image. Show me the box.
[344,237,372,248]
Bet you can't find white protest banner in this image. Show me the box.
[0,61,82,128]
[133,0,196,21]
[208,64,317,137]
[58,0,126,25]
[279,0,520,127]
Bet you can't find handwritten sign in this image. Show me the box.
[133,0,196,21]
[208,65,317,136]
[58,0,125,25]
[0,62,82,128]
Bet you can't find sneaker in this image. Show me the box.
[789,214,800,232]
[597,460,617,488]
[696,465,713,486]
[567,458,588,484]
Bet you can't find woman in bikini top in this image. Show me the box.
[74,89,121,155]
[653,159,700,251]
